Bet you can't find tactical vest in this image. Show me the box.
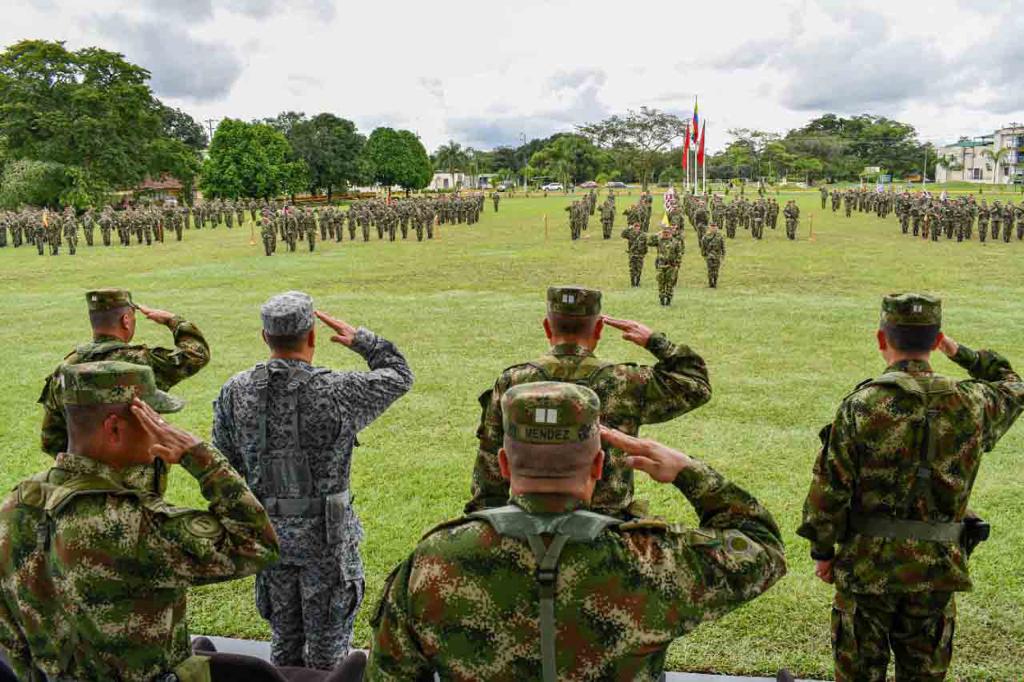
[847,371,967,544]
[14,471,211,682]
[470,506,622,682]
[247,363,353,552]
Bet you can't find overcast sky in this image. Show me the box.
[4,0,1023,152]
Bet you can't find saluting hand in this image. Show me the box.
[136,304,175,326]
[939,335,959,358]
[814,559,835,585]
[600,426,692,483]
[315,310,357,347]
[602,315,652,348]
[131,398,201,466]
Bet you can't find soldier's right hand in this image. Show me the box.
[315,310,358,347]
[602,316,653,348]
[131,398,201,465]
[600,426,693,483]
[938,335,959,358]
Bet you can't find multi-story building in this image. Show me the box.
[935,125,1024,184]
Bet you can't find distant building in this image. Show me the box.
[429,172,496,190]
[935,124,1024,184]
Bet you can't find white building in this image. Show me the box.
[428,172,496,191]
[935,124,1024,184]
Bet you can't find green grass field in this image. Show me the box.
[2,188,1022,679]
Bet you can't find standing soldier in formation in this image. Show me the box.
[701,223,726,288]
[466,285,712,516]
[38,288,211,457]
[648,227,683,307]
[599,197,615,239]
[621,223,648,287]
[260,213,277,256]
[212,292,413,670]
[989,200,1002,241]
[798,293,1024,682]
[820,185,828,210]
[82,208,96,246]
[784,200,800,240]
[368,382,785,681]
[977,200,989,243]
[491,191,501,212]
[61,208,79,255]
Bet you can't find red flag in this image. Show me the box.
[682,122,690,170]
[697,122,706,166]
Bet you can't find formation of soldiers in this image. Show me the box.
[3,282,1019,682]
[259,194,486,256]
[618,189,727,302]
[827,185,1024,244]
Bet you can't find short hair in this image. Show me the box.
[264,330,310,352]
[547,312,599,338]
[65,403,133,442]
[503,439,601,481]
[89,306,132,330]
[882,324,940,353]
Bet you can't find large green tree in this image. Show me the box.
[529,135,606,187]
[365,127,432,196]
[0,40,175,203]
[578,107,687,189]
[289,113,366,200]
[200,119,308,199]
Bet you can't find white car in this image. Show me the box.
[541,183,564,191]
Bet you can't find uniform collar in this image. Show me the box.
[53,452,160,492]
[510,493,588,514]
[548,343,594,358]
[886,359,933,375]
[91,334,124,344]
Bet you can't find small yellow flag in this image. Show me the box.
[660,212,670,227]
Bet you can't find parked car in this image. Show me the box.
[496,183,511,191]
[540,183,564,191]
[605,181,628,188]
[579,181,598,189]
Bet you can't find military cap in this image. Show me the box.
[85,288,136,312]
[261,291,314,335]
[502,382,600,446]
[61,361,183,413]
[880,293,942,327]
[546,286,601,317]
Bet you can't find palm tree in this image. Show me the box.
[434,141,468,189]
[983,147,1011,185]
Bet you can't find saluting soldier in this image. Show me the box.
[467,286,711,517]
[38,289,211,457]
[212,292,413,670]
[367,382,785,681]
[798,294,1024,682]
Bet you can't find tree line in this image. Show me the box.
[0,38,946,209]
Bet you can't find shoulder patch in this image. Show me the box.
[184,514,224,539]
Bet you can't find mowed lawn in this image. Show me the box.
[1,188,1022,679]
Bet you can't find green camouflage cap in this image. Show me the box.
[60,361,184,413]
[85,288,136,312]
[880,293,942,327]
[502,382,600,445]
[546,286,602,317]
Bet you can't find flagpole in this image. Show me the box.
[703,120,707,195]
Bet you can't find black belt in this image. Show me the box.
[261,490,350,518]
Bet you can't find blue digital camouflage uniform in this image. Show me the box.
[212,293,414,669]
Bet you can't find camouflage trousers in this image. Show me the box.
[656,264,679,302]
[257,558,365,670]
[978,221,988,242]
[785,220,797,240]
[628,255,645,287]
[832,591,955,682]
[602,220,613,239]
[705,258,721,287]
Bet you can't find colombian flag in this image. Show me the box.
[691,97,699,142]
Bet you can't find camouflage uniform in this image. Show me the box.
[783,200,800,240]
[0,362,279,682]
[211,291,414,669]
[468,287,711,516]
[701,227,726,288]
[260,215,277,256]
[648,229,683,306]
[797,294,1024,682]
[39,289,211,457]
[599,199,615,239]
[367,382,785,682]
[621,225,648,287]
